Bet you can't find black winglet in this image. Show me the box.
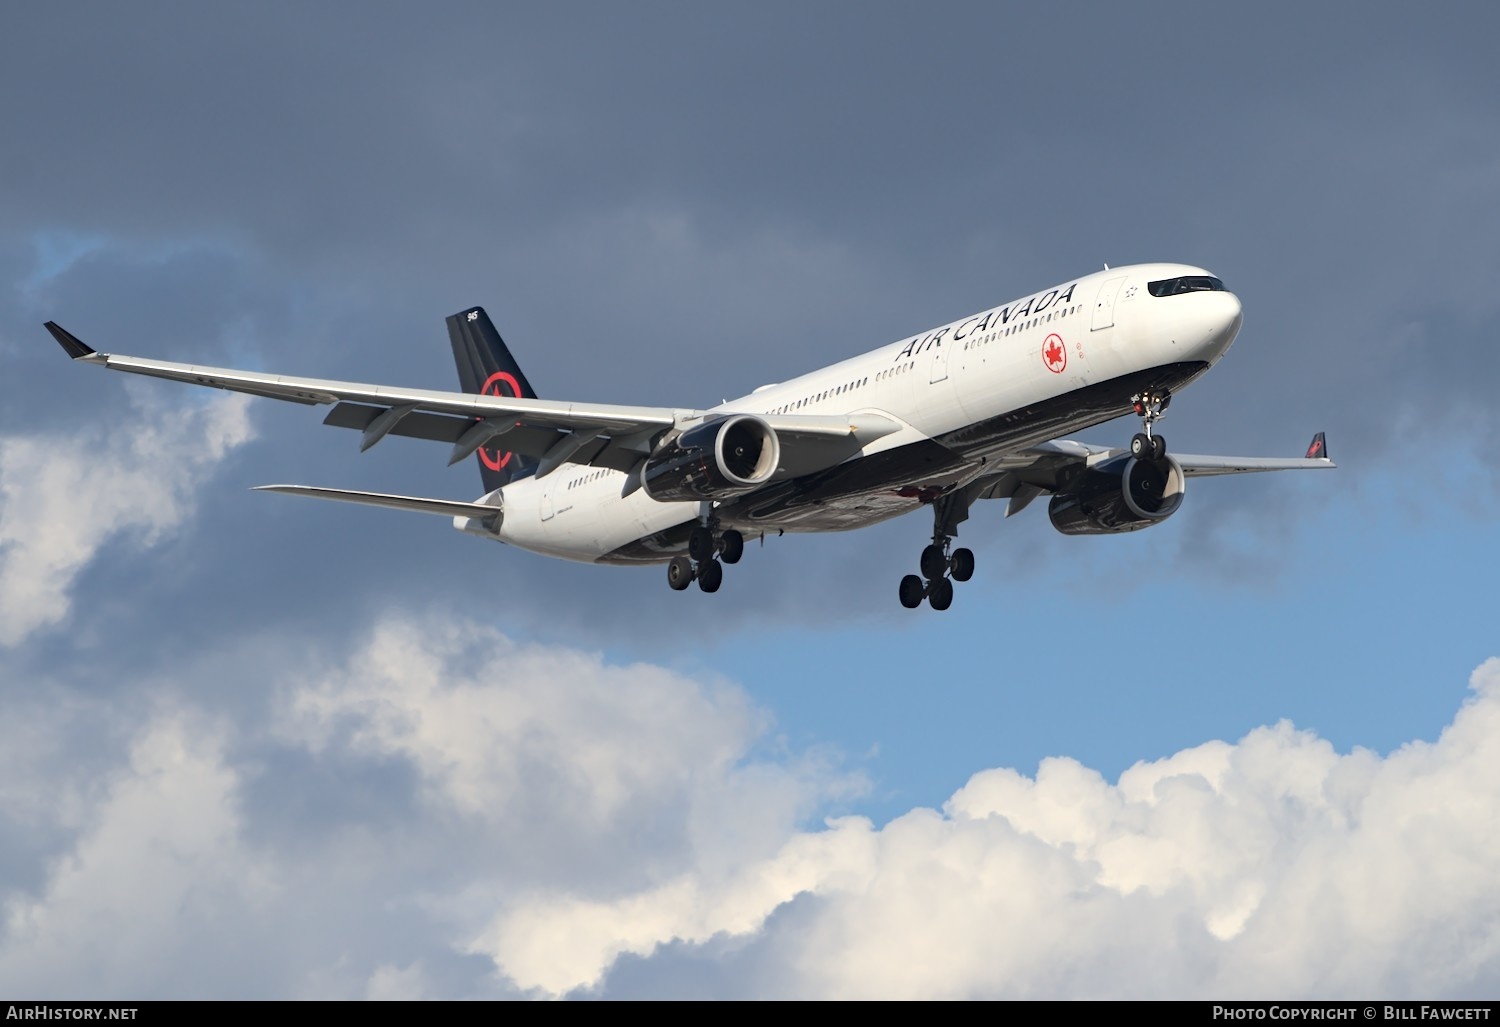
[1305,431,1329,460]
[44,322,95,359]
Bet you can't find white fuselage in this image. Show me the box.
[466,263,1243,563]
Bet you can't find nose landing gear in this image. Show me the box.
[1129,390,1171,461]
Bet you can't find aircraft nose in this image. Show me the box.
[1174,290,1243,362]
[1212,291,1243,355]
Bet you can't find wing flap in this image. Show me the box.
[322,402,568,452]
[324,402,470,443]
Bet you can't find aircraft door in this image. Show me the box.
[1091,276,1126,331]
[929,337,951,384]
[540,477,557,521]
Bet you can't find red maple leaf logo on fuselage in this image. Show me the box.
[1043,334,1067,373]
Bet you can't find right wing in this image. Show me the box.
[45,322,903,481]
[46,322,679,475]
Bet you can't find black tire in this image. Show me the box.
[689,525,716,562]
[899,574,925,609]
[697,558,723,593]
[667,555,695,591]
[928,577,954,611]
[920,543,948,581]
[1131,433,1150,458]
[1151,434,1166,461]
[719,530,744,565]
[950,547,975,582]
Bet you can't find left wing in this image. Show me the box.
[961,432,1336,519]
[1170,430,1335,477]
[1018,432,1336,478]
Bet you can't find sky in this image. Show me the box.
[1,2,1498,1000]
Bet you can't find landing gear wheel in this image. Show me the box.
[920,543,948,581]
[1130,390,1171,457]
[688,525,716,562]
[899,574,925,609]
[697,558,723,593]
[719,530,744,565]
[667,555,694,591]
[950,548,975,582]
[928,577,954,611]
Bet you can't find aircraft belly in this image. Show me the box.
[936,360,1211,461]
[599,361,1210,564]
[718,439,972,531]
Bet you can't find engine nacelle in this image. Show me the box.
[1048,455,1187,536]
[641,414,781,502]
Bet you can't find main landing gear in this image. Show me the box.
[666,521,745,594]
[1129,389,1171,462]
[898,534,975,612]
[896,485,978,611]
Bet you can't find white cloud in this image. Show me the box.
[0,391,254,646]
[0,714,265,997]
[2,609,1496,999]
[365,962,429,1001]
[497,660,1500,999]
[0,614,855,998]
[283,617,771,825]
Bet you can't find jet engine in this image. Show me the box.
[641,414,781,502]
[1048,455,1187,535]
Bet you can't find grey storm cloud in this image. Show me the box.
[6,10,1496,427]
[6,6,1497,433]
[2,3,1493,638]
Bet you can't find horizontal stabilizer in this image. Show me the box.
[253,485,502,521]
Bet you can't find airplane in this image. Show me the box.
[44,262,1334,610]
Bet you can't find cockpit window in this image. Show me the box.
[1147,276,1225,297]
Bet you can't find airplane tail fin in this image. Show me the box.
[446,306,540,493]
